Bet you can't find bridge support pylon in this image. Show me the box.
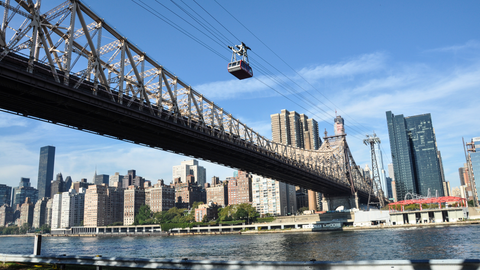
[322,192,359,211]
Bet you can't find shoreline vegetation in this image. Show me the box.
[1,219,479,238]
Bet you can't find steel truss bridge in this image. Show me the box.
[0,0,384,204]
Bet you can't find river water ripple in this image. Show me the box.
[1,225,479,261]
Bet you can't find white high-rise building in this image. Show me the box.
[109,172,124,188]
[388,163,395,181]
[51,193,62,229]
[60,191,74,229]
[172,160,206,186]
[59,189,85,229]
[252,175,296,216]
[374,143,388,196]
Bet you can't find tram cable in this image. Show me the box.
[133,0,228,62]
[213,0,374,137]
[138,0,336,127]
[179,0,234,46]
[132,0,369,141]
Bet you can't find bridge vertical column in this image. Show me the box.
[323,193,359,211]
[322,196,329,211]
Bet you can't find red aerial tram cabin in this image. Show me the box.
[227,60,253,80]
[227,42,253,80]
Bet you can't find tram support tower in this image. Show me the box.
[364,133,386,208]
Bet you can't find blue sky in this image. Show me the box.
[1,0,479,191]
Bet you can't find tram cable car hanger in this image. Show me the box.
[227,42,253,80]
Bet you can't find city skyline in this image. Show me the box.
[0,1,479,190]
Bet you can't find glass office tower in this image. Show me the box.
[386,112,444,200]
[37,146,55,198]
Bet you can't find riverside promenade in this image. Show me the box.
[32,209,480,237]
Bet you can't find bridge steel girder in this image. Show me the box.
[0,0,382,204]
[0,53,371,200]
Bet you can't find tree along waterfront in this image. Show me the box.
[1,225,479,261]
[133,202,266,232]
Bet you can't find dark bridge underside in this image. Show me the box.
[0,53,371,201]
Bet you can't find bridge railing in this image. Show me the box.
[1,254,479,270]
[0,0,377,198]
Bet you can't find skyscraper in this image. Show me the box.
[0,184,12,206]
[271,109,321,211]
[37,146,55,198]
[252,174,296,216]
[94,174,109,186]
[172,160,207,187]
[50,173,64,197]
[12,178,38,206]
[374,143,388,197]
[334,115,345,136]
[386,111,444,200]
[271,109,321,150]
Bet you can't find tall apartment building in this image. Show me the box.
[51,193,62,229]
[72,179,90,194]
[12,178,38,207]
[0,184,12,206]
[32,197,49,229]
[271,109,321,150]
[37,146,55,198]
[59,189,86,228]
[94,173,109,186]
[206,181,228,206]
[18,197,34,227]
[145,180,175,213]
[122,170,144,189]
[0,204,13,226]
[252,174,297,216]
[109,172,124,188]
[172,160,207,187]
[173,177,205,208]
[45,198,53,227]
[386,111,445,200]
[84,185,124,227]
[228,171,252,205]
[271,110,321,211]
[50,173,64,197]
[124,186,145,225]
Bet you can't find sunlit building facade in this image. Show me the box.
[386,111,444,200]
[252,174,296,216]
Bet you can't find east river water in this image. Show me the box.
[1,225,479,261]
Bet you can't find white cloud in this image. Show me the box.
[298,52,387,81]
[426,40,480,53]
[0,113,29,128]
[193,52,388,102]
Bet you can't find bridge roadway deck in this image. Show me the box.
[0,52,370,200]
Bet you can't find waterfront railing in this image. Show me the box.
[2,253,480,270]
